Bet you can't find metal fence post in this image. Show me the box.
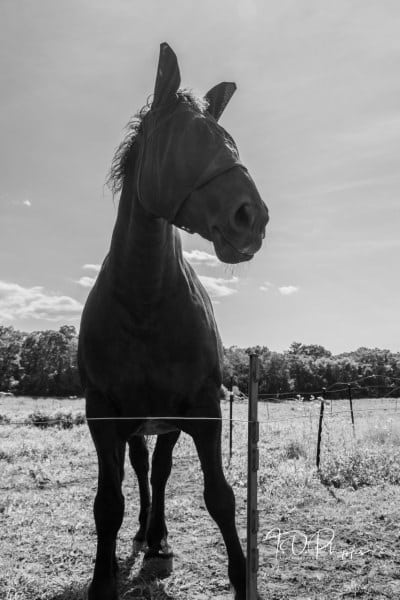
[348,384,355,436]
[247,354,259,600]
[229,390,234,464]
[316,395,325,469]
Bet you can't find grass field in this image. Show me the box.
[1,396,400,599]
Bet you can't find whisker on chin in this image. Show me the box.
[223,264,235,277]
[223,262,249,278]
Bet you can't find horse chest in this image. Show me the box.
[114,335,219,392]
[81,264,222,396]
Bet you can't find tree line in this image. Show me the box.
[0,326,399,398]
[223,342,400,399]
[0,325,81,397]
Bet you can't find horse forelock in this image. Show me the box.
[107,89,209,197]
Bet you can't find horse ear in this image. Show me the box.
[153,42,181,107]
[205,82,237,121]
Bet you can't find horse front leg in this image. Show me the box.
[128,435,150,551]
[142,430,180,577]
[87,400,126,600]
[188,420,247,600]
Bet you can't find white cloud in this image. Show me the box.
[83,264,101,272]
[278,285,299,296]
[259,281,272,292]
[77,276,96,288]
[75,264,100,288]
[199,275,239,299]
[77,265,236,299]
[0,281,82,322]
[183,250,219,267]
[9,198,32,207]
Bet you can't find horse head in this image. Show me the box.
[137,42,269,264]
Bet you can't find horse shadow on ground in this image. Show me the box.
[49,547,176,600]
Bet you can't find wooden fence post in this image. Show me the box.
[247,354,259,600]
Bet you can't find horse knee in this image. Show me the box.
[94,488,125,534]
[150,454,172,486]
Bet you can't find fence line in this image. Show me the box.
[258,385,400,400]
[2,374,399,484]
[256,373,400,399]
[325,408,400,419]
[2,416,252,426]
[2,406,400,428]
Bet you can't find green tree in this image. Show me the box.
[0,326,25,392]
[222,346,249,392]
[18,327,81,396]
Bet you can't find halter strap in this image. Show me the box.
[135,105,245,230]
[170,163,247,233]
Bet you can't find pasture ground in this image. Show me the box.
[0,396,400,599]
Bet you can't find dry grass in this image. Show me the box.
[0,396,400,599]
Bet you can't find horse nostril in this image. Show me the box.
[233,204,253,230]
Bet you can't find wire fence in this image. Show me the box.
[258,383,400,401]
[1,371,399,484]
[0,378,399,435]
[1,402,398,491]
[1,406,399,427]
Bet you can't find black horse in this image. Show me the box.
[78,43,269,600]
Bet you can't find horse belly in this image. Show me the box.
[133,419,179,435]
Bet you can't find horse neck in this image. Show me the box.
[108,161,182,313]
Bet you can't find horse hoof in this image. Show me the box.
[141,554,173,579]
[142,541,173,579]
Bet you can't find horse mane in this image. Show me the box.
[107,89,209,196]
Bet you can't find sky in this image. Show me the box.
[0,0,399,354]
